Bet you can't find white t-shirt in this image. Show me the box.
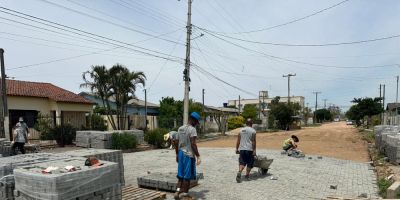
[238,126,256,151]
[177,125,197,157]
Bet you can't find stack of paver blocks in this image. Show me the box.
[0,153,72,200]
[59,148,125,186]
[76,130,144,149]
[374,125,400,164]
[0,138,12,157]
[13,157,121,200]
[137,172,203,192]
[374,125,400,152]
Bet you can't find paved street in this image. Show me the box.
[124,148,379,200]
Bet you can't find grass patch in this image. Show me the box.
[378,178,392,198]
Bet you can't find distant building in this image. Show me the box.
[228,96,305,111]
[80,92,159,130]
[5,79,93,140]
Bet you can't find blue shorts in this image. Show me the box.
[239,150,254,168]
[177,150,196,181]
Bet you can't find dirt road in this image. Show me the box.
[198,122,370,162]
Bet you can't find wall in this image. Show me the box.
[8,96,51,114]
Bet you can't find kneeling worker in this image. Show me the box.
[282,135,299,152]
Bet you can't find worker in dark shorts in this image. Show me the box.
[235,118,256,182]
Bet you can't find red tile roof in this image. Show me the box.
[6,79,93,104]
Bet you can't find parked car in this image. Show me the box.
[334,118,340,122]
[346,120,353,125]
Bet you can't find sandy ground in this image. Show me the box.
[198,122,370,162]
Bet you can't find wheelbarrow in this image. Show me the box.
[253,155,273,175]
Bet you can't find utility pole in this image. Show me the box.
[313,92,321,123]
[323,99,327,109]
[396,76,399,103]
[380,84,383,124]
[202,89,205,134]
[283,73,296,104]
[0,49,7,138]
[182,0,193,125]
[238,95,241,114]
[383,84,386,110]
[144,89,147,132]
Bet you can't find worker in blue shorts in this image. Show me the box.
[174,112,201,199]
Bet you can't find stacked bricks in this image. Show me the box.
[374,125,400,164]
[13,157,121,200]
[137,172,203,192]
[0,153,72,200]
[0,138,12,157]
[374,125,400,153]
[59,148,125,186]
[76,130,144,149]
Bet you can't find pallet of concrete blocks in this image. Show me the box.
[13,157,122,200]
[59,148,125,186]
[75,131,93,148]
[0,139,12,157]
[374,126,400,153]
[0,175,14,200]
[385,135,400,164]
[0,153,72,200]
[381,132,400,154]
[374,125,392,151]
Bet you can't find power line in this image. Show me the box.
[36,0,186,46]
[199,28,399,69]
[205,0,351,34]
[0,7,185,64]
[192,63,257,97]
[201,29,400,47]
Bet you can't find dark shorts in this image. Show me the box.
[239,150,254,168]
[283,144,294,151]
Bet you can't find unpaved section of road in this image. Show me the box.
[199,122,369,162]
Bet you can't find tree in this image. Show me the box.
[315,109,332,123]
[159,97,179,129]
[346,97,383,128]
[109,64,146,130]
[81,65,116,129]
[346,105,363,126]
[268,96,301,130]
[81,64,145,130]
[158,97,203,129]
[241,104,258,120]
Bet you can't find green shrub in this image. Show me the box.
[228,116,244,130]
[90,114,107,131]
[145,128,169,148]
[378,178,391,198]
[43,125,76,147]
[111,132,137,150]
[34,114,53,139]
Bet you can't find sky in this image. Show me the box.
[1,0,400,112]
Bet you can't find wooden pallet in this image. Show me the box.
[122,186,166,200]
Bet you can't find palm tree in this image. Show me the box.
[109,64,146,130]
[80,65,117,130]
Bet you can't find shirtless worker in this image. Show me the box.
[235,118,256,183]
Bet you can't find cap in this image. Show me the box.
[18,117,24,122]
[190,112,201,121]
